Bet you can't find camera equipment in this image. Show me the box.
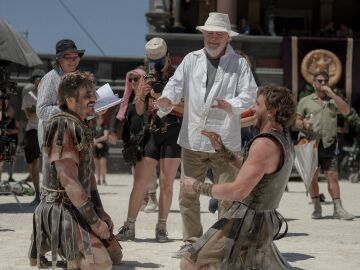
[145,60,167,94]
[0,64,18,162]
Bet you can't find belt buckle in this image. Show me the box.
[46,191,58,203]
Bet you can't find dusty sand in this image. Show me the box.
[0,173,359,269]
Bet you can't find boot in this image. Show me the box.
[115,220,135,241]
[140,194,149,211]
[311,197,322,219]
[155,223,169,243]
[144,192,158,213]
[333,198,355,220]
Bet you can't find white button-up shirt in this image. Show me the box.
[160,45,257,152]
[36,67,62,147]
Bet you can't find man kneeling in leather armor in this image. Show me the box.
[29,71,122,270]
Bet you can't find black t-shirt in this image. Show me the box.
[122,92,145,143]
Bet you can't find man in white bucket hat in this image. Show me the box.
[196,12,239,37]
[156,12,258,253]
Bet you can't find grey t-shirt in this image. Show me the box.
[205,57,220,101]
[22,90,38,131]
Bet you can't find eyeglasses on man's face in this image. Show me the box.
[62,55,80,62]
[315,79,329,84]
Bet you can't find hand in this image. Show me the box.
[150,89,161,99]
[240,114,257,128]
[91,219,110,240]
[321,85,334,97]
[96,143,103,149]
[156,97,172,110]
[141,83,152,96]
[211,99,232,113]
[97,208,114,233]
[180,176,196,194]
[201,130,223,151]
[303,118,313,130]
[108,132,118,145]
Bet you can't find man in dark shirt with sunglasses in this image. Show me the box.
[295,70,355,220]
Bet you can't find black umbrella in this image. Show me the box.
[0,18,42,67]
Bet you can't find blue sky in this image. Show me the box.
[0,0,148,57]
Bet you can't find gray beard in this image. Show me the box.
[204,44,226,58]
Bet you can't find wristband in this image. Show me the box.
[192,180,213,197]
[215,146,237,162]
[78,200,100,225]
[91,190,103,209]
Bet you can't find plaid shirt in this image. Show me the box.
[36,67,63,147]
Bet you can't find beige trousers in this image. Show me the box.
[179,148,238,241]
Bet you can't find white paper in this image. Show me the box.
[96,83,114,99]
[94,83,122,112]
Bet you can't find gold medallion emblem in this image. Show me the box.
[301,49,342,87]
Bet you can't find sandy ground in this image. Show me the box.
[0,173,359,270]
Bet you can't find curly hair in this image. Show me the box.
[257,85,296,127]
[58,71,95,110]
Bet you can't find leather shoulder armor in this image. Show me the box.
[43,112,92,153]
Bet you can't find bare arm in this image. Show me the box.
[211,138,281,201]
[90,174,114,232]
[55,158,110,239]
[182,137,281,201]
[173,100,184,115]
[295,114,313,131]
[94,129,109,144]
[135,83,152,116]
[323,86,350,115]
[55,159,88,207]
[201,130,243,169]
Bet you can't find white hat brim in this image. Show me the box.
[196,25,238,37]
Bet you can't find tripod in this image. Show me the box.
[0,66,23,207]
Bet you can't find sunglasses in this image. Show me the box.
[315,79,328,84]
[63,55,80,61]
[128,77,139,83]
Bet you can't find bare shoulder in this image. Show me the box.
[247,136,281,173]
[249,137,280,154]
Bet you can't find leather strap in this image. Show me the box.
[91,190,103,209]
[77,201,100,225]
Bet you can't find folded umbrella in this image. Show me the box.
[0,18,42,67]
[294,139,318,192]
